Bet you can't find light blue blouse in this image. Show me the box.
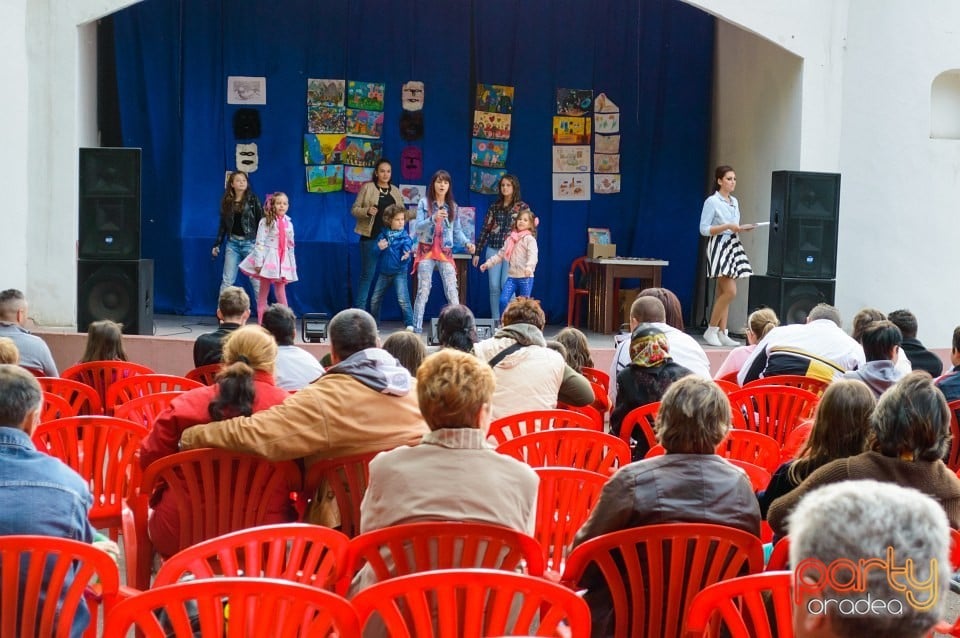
[699,192,740,237]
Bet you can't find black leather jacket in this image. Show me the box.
[214,195,263,249]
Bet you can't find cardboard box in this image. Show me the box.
[587,243,617,259]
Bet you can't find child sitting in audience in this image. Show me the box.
[80,319,127,363]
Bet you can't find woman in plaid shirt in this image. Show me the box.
[472,174,530,319]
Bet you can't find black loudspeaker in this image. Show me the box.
[78,148,141,260]
[767,171,840,279]
[77,259,154,335]
[748,276,835,326]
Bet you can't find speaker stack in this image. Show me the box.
[748,171,840,324]
[77,148,154,335]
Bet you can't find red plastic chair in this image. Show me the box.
[111,391,183,430]
[184,363,222,385]
[153,523,349,592]
[351,568,591,638]
[104,373,202,413]
[0,535,121,638]
[343,521,545,595]
[590,380,612,413]
[133,448,302,589]
[714,378,740,394]
[104,577,361,637]
[945,400,960,472]
[683,571,793,638]
[582,366,611,392]
[36,377,103,416]
[556,401,605,429]
[727,459,772,492]
[567,256,592,327]
[496,428,630,475]
[61,360,154,412]
[39,391,74,423]
[744,374,830,397]
[21,365,45,377]
[765,536,791,572]
[617,401,660,457]
[303,449,383,539]
[533,467,608,571]
[489,409,601,446]
[562,523,765,638]
[727,386,819,447]
[717,430,781,473]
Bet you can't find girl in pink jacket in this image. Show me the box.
[480,210,538,316]
[240,192,298,323]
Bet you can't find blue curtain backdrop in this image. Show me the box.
[113,0,714,324]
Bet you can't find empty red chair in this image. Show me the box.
[104,373,202,413]
[36,377,103,416]
[303,449,383,538]
[683,571,793,638]
[727,459,772,491]
[582,366,611,392]
[556,401,605,429]
[39,391,74,423]
[744,374,830,397]
[497,428,630,475]
[184,363,221,385]
[61,361,153,412]
[567,256,591,327]
[489,409,601,446]
[111,391,182,430]
[533,467,608,570]
[717,430,781,473]
[714,378,740,394]
[727,386,818,446]
[617,401,660,460]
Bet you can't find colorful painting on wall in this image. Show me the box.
[594,174,621,195]
[594,112,620,134]
[307,79,345,107]
[307,106,346,134]
[303,134,346,165]
[552,116,592,145]
[552,173,591,201]
[346,109,384,139]
[475,84,515,114]
[595,154,621,174]
[400,184,426,207]
[470,139,509,168]
[595,134,620,154]
[346,81,386,111]
[470,166,507,194]
[342,137,384,167]
[552,146,591,173]
[455,206,476,253]
[556,88,594,116]
[472,112,512,140]
[344,166,375,193]
[305,165,343,193]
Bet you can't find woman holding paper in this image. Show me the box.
[699,165,756,347]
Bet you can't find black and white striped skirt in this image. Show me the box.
[706,233,753,279]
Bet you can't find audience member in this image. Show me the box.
[436,304,477,353]
[768,372,960,536]
[842,319,903,397]
[573,376,760,636]
[609,294,710,404]
[0,365,95,636]
[193,286,250,367]
[179,309,428,524]
[636,287,685,330]
[545,340,567,360]
[609,324,692,459]
[140,326,294,557]
[382,331,427,376]
[79,319,127,363]
[554,327,593,373]
[889,308,943,376]
[851,307,911,375]
[790,481,950,638]
[935,325,960,402]
[260,304,323,390]
[0,289,57,376]
[738,303,864,385]
[714,307,779,380]
[473,298,593,419]
[757,379,875,521]
[0,337,18,364]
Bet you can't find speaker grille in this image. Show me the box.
[77,259,153,335]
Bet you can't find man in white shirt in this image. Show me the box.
[609,295,711,404]
[261,304,324,391]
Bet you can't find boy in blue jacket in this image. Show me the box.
[370,204,415,330]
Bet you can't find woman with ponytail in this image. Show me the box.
[139,325,293,558]
[713,307,780,380]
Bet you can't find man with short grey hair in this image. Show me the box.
[0,289,58,376]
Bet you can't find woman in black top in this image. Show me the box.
[212,171,263,304]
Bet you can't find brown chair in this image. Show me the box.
[567,257,591,327]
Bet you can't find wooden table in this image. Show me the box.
[586,258,669,334]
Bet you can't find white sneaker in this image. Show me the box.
[405,326,415,332]
[703,326,722,347]
[719,330,740,346]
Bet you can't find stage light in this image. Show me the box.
[301,313,329,343]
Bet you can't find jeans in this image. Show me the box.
[500,276,534,316]
[413,259,458,332]
[355,239,380,312]
[485,246,510,319]
[369,272,414,327]
[220,235,260,299]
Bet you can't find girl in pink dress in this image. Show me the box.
[240,192,298,323]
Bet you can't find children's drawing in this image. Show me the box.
[594,174,621,195]
[556,88,594,116]
[475,84,515,114]
[307,106,346,134]
[552,173,590,201]
[303,134,346,165]
[305,165,344,193]
[307,79,345,107]
[472,112,512,140]
[346,109,384,139]
[402,81,424,110]
[344,166,375,194]
[470,166,507,194]
[400,184,426,207]
[552,146,590,173]
[347,81,386,111]
[552,116,591,145]
[595,154,620,174]
[594,113,620,133]
[471,139,509,168]
[342,137,384,167]
[594,92,619,113]
[595,134,620,154]
[455,207,477,253]
[227,76,266,105]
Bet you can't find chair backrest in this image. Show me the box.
[714,378,740,394]
[32,416,148,524]
[496,428,630,475]
[351,568,590,638]
[103,577,361,637]
[104,373,202,411]
[582,366,611,391]
[946,400,960,472]
[590,380,612,413]
[727,386,819,446]
[111,391,183,430]
[683,571,793,638]
[39,391,74,423]
[303,450,383,538]
[184,363,222,385]
[717,430,782,474]
[569,256,590,292]
[139,448,302,554]
[556,401,605,429]
[0,535,120,638]
[562,523,765,638]
[744,374,830,397]
[765,537,791,572]
[489,409,601,445]
[618,401,661,458]
[344,521,545,594]
[153,523,349,591]
[726,459,772,492]
[533,467,608,570]
[36,377,103,416]
[61,360,154,410]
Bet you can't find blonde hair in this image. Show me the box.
[221,325,277,376]
[417,350,495,430]
[747,308,779,340]
[0,338,18,364]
